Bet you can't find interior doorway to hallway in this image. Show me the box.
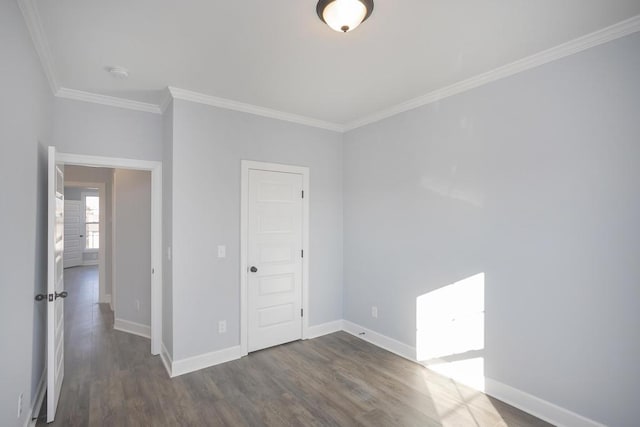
[44,148,162,423]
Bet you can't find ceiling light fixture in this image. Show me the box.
[317,0,374,33]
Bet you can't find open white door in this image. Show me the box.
[63,200,82,268]
[47,146,67,422]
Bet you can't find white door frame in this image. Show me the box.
[57,151,162,356]
[240,160,310,356]
[65,181,107,303]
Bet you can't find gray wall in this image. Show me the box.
[53,97,163,161]
[170,99,343,360]
[162,101,174,356]
[343,33,640,427]
[114,169,152,327]
[0,1,53,426]
[65,166,115,293]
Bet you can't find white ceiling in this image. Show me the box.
[33,0,640,125]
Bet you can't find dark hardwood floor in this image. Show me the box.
[40,265,551,426]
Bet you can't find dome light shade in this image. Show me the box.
[317,0,374,33]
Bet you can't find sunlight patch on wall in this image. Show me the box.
[416,273,485,391]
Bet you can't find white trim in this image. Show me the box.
[111,170,117,316]
[18,0,640,131]
[101,294,111,305]
[58,153,160,171]
[484,379,606,427]
[57,152,162,356]
[24,368,47,427]
[240,160,310,356]
[160,343,173,377]
[159,89,173,113]
[306,320,344,339]
[171,346,242,377]
[114,318,151,339]
[17,0,59,94]
[342,320,416,362]
[169,87,343,132]
[55,88,162,114]
[345,14,640,130]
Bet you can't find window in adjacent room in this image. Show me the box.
[83,193,99,250]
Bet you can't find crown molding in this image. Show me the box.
[17,0,59,94]
[56,87,162,114]
[19,0,640,133]
[159,88,173,113]
[344,14,640,131]
[168,87,344,132]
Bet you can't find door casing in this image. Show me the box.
[240,160,310,356]
[56,151,163,356]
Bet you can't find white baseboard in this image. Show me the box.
[113,318,151,339]
[24,368,46,427]
[99,294,111,304]
[160,343,173,377]
[306,319,344,339]
[484,378,606,427]
[171,345,242,377]
[341,319,604,427]
[342,320,416,362]
[166,319,344,378]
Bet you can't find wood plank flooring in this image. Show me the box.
[40,266,552,426]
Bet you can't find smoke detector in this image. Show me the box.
[107,66,129,79]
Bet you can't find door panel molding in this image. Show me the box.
[240,160,310,356]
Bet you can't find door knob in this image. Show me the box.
[250,266,258,273]
[55,291,68,299]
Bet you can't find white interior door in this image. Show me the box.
[247,169,303,352]
[47,146,66,422]
[63,200,82,268]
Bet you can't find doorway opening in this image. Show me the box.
[45,148,162,423]
[57,153,162,354]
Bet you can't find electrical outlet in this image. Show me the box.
[371,306,378,318]
[136,300,140,311]
[217,245,226,258]
[218,320,227,334]
[17,393,23,418]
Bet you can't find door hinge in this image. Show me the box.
[301,249,303,258]
[301,308,303,317]
[152,268,155,274]
[301,190,304,199]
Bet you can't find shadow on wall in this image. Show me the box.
[417,273,486,391]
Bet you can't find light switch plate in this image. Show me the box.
[217,245,226,258]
